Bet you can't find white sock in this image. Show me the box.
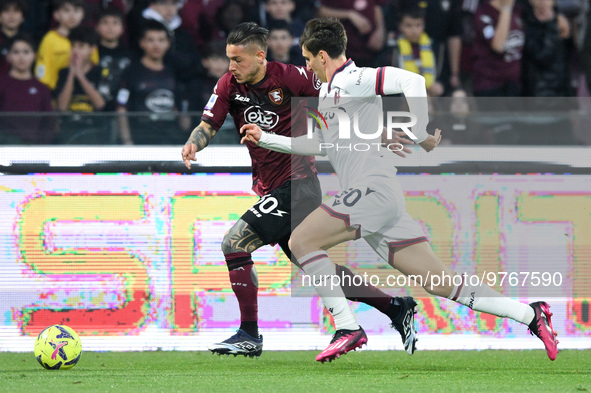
[299,251,359,331]
[448,275,535,325]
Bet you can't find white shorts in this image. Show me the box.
[321,177,428,266]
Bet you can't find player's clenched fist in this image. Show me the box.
[240,123,263,145]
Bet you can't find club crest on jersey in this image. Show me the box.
[268,88,283,105]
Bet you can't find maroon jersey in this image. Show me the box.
[472,2,524,92]
[0,75,55,143]
[202,61,322,196]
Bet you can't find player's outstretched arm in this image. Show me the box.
[240,123,326,156]
[418,128,442,152]
[181,121,218,169]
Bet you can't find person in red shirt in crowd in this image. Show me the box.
[472,0,524,96]
[0,34,54,144]
[318,0,386,67]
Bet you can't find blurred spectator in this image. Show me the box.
[35,0,98,90]
[522,0,573,97]
[457,0,480,93]
[96,8,131,111]
[178,0,226,51]
[263,0,305,39]
[117,20,189,145]
[582,2,591,93]
[20,0,50,44]
[387,0,463,93]
[184,39,240,144]
[318,0,386,67]
[54,26,106,143]
[129,0,203,83]
[393,7,444,96]
[185,40,228,111]
[0,0,27,76]
[200,0,248,43]
[0,34,55,144]
[178,0,202,47]
[472,0,524,96]
[129,0,180,49]
[445,88,490,143]
[267,20,304,65]
[55,26,104,111]
[82,0,127,27]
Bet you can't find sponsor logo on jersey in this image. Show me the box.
[145,88,175,113]
[244,106,279,130]
[355,68,365,85]
[234,93,250,103]
[205,94,218,110]
[203,109,214,117]
[268,88,283,105]
[334,88,341,105]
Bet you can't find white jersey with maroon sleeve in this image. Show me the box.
[317,59,430,190]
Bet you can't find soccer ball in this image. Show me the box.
[34,325,82,370]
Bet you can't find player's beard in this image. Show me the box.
[237,64,261,85]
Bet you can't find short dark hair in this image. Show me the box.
[8,33,36,52]
[52,0,84,10]
[300,18,347,59]
[68,25,99,46]
[399,6,425,23]
[398,6,425,24]
[204,39,227,59]
[227,22,269,52]
[268,20,292,35]
[97,7,124,23]
[140,19,170,40]
[0,0,27,14]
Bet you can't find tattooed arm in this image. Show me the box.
[181,121,218,169]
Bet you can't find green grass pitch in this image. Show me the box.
[0,350,589,392]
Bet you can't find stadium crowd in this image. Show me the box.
[0,0,589,145]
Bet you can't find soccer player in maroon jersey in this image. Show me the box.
[180,22,416,357]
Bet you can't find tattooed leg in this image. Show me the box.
[221,219,264,254]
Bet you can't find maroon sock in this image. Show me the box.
[226,252,259,337]
[336,264,392,314]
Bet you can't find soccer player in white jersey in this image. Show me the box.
[241,17,559,363]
